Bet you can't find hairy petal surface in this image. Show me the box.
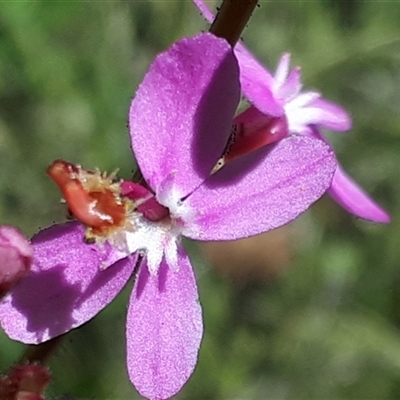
[126,249,202,400]
[129,33,240,197]
[0,222,135,344]
[184,136,337,240]
[277,65,302,101]
[328,165,390,223]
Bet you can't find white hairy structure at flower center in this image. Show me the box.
[125,212,179,275]
[108,185,193,275]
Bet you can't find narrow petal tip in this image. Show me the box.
[328,165,390,223]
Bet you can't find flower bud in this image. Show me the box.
[0,226,33,299]
[0,364,50,400]
[227,105,288,163]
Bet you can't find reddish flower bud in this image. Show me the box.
[227,105,288,163]
[0,374,17,400]
[0,226,33,299]
[0,364,50,400]
[9,365,50,395]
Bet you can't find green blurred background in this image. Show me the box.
[0,1,399,399]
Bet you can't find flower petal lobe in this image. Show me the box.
[0,222,135,343]
[126,249,202,400]
[328,165,390,223]
[129,33,240,197]
[184,136,337,240]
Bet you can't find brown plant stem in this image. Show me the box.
[210,0,258,47]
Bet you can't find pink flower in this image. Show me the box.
[193,0,390,223]
[0,33,336,399]
[0,226,33,299]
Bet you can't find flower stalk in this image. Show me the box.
[210,0,258,46]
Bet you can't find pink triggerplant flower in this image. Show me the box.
[193,0,390,223]
[0,33,337,399]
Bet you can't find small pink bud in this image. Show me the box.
[0,226,33,298]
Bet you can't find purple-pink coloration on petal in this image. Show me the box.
[194,0,351,132]
[184,136,336,240]
[0,226,32,298]
[0,222,136,343]
[1,31,342,400]
[193,0,389,223]
[129,32,240,197]
[306,98,353,131]
[127,249,202,400]
[309,127,390,223]
[328,166,391,223]
[234,43,282,116]
[238,49,352,134]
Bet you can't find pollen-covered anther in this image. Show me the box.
[47,160,135,239]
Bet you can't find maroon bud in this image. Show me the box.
[9,364,50,395]
[225,105,288,163]
[0,364,50,400]
[0,373,18,400]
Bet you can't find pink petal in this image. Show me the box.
[304,128,389,222]
[307,97,352,131]
[277,65,302,101]
[274,53,291,87]
[126,248,202,400]
[328,165,390,223]
[192,0,214,22]
[183,136,337,240]
[0,222,136,344]
[129,33,240,198]
[234,43,283,117]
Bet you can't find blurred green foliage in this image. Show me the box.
[0,0,399,399]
